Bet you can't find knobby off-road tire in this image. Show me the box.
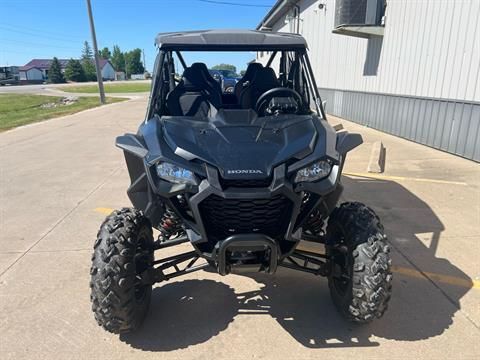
[326,202,392,323]
[90,208,154,334]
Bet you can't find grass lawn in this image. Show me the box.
[0,94,125,131]
[61,82,151,93]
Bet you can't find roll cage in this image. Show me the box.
[145,44,325,120]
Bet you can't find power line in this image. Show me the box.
[196,0,272,8]
[0,25,85,43]
[0,38,79,50]
[0,23,85,41]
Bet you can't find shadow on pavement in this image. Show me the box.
[121,176,473,351]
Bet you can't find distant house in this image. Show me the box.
[19,58,116,82]
[98,59,115,80]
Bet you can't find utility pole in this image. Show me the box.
[85,0,105,104]
[142,49,146,72]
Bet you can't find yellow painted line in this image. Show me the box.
[392,266,480,289]
[343,172,468,186]
[94,207,114,215]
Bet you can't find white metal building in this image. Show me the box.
[257,0,480,161]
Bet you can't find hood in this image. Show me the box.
[161,113,318,179]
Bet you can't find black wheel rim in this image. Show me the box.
[330,232,353,297]
[134,233,152,302]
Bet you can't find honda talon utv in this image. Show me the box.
[90,30,392,334]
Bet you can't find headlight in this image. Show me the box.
[156,162,197,185]
[294,160,332,183]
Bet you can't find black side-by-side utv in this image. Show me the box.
[90,30,392,334]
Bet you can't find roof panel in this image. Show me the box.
[155,29,307,50]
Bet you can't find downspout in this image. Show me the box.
[258,0,299,31]
[293,4,301,34]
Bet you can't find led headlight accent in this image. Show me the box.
[294,160,332,183]
[156,162,197,185]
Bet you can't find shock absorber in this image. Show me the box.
[304,208,325,236]
[158,206,185,241]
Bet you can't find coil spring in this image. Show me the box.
[303,208,325,236]
[158,206,184,240]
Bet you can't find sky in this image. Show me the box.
[0,0,276,72]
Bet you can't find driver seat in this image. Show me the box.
[167,67,221,117]
[238,67,280,110]
[234,62,263,100]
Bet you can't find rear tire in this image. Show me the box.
[326,202,392,323]
[90,208,154,333]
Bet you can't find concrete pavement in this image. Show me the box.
[0,98,479,359]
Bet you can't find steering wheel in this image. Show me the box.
[255,87,303,116]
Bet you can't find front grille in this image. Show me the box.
[220,177,272,188]
[198,194,293,243]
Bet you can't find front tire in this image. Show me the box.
[326,202,392,323]
[90,208,154,333]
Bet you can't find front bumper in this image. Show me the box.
[149,162,341,258]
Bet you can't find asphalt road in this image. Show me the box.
[0,97,479,359]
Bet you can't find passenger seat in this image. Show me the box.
[190,62,223,96]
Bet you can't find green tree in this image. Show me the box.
[47,57,65,83]
[81,41,93,60]
[111,45,125,73]
[82,60,97,81]
[124,48,144,77]
[64,59,86,82]
[99,47,111,59]
[212,63,237,77]
[80,41,96,81]
[239,69,246,76]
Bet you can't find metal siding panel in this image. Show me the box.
[394,97,403,135]
[353,93,358,120]
[396,98,407,137]
[349,91,356,120]
[388,96,397,135]
[408,99,419,140]
[448,102,464,154]
[389,96,396,134]
[422,100,434,145]
[367,93,374,127]
[465,1,480,101]
[427,101,440,146]
[379,95,387,131]
[362,93,368,125]
[414,100,427,142]
[384,95,391,133]
[441,2,463,99]
[397,97,404,138]
[433,101,447,148]
[419,0,438,96]
[401,97,412,139]
[317,87,479,161]
[463,105,479,159]
[412,0,429,97]
[455,104,473,155]
[373,95,382,129]
[440,102,456,151]
[345,91,352,119]
[353,92,359,120]
[300,0,479,101]
[432,0,455,99]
